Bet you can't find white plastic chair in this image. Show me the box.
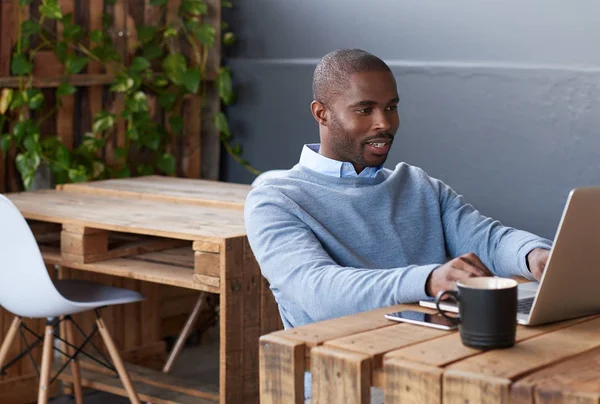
[0,194,143,404]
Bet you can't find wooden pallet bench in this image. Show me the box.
[259,303,600,404]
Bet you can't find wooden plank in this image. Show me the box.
[384,360,443,404]
[56,0,76,150]
[0,0,16,76]
[241,236,261,403]
[135,246,195,268]
[511,346,600,404]
[61,229,109,255]
[443,316,600,404]
[383,315,599,404]
[193,240,221,253]
[193,273,220,289]
[61,175,251,209]
[201,82,220,180]
[269,303,426,354]
[311,346,371,404]
[325,320,444,370]
[8,190,247,240]
[195,250,220,277]
[0,374,58,404]
[32,51,63,77]
[41,247,218,292]
[259,334,305,404]
[220,236,244,403]
[87,0,103,156]
[0,73,115,88]
[79,356,219,400]
[182,95,202,178]
[58,365,218,404]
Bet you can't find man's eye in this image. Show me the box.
[357,108,371,114]
[387,105,398,111]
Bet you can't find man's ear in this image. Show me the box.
[310,100,328,126]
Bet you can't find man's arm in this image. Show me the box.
[244,188,437,325]
[432,177,552,280]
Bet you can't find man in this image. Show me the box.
[245,48,552,330]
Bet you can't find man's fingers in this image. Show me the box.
[459,255,492,276]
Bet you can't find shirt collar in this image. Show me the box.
[299,144,383,178]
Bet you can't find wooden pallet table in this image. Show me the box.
[259,303,600,404]
[4,176,282,404]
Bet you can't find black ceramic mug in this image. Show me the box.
[435,277,518,349]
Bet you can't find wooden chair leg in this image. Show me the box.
[96,317,141,404]
[65,319,84,404]
[38,324,55,404]
[0,317,21,369]
[162,292,207,373]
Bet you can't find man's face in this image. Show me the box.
[320,70,400,172]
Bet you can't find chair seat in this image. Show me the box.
[55,279,145,309]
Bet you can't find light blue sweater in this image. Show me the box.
[245,163,552,329]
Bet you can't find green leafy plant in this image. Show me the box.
[0,0,257,190]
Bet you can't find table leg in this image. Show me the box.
[219,236,261,403]
[311,346,371,404]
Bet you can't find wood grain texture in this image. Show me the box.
[259,334,305,404]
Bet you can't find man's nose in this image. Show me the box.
[373,110,392,132]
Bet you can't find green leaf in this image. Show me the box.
[129,56,150,73]
[105,0,117,4]
[0,89,13,114]
[63,22,84,41]
[216,67,234,105]
[23,132,41,153]
[39,0,63,19]
[57,82,77,97]
[137,163,154,176]
[13,119,37,141]
[126,126,139,140]
[65,56,89,74]
[223,32,236,47]
[179,0,208,15]
[91,44,120,63]
[9,91,27,110]
[158,92,177,110]
[89,30,104,43]
[53,142,71,167]
[162,54,187,85]
[110,75,135,93]
[222,0,233,8]
[150,0,168,5]
[102,13,112,30]
[15,152,41,190]
[182,67,201,93]
[153,75,169,87]
[68,166,88,183]
[114,147,127,161]
[114,166,131,178]
[27,89,44,110]
[92,112,115,133]
[21,20,41,36]
[125,91,148,113]
[213,112,231,140]
[0,134,12,155]
[55,41,68,63]
[157,153,176,175]
[91,161,106,178]
[142,43,164,61]
[168,115,183,135]
[11,53,33,75]
[190,23,215,46]
[137,25,158,44]
[140,128,160,151]
[163,27,178,38]
[19,0,34,5]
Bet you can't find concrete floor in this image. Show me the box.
[46,325,220,404]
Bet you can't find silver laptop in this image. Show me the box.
[420,186,600,326]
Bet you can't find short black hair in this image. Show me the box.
[312,49,392,106]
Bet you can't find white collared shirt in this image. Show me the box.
[299,144,383,178]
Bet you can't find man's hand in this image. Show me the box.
[526,248,550,281]
[426,253,493,297]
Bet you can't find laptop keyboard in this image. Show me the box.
[517,297,535,314]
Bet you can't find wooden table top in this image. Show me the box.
[260,303,600,403]
[7,176,251,242]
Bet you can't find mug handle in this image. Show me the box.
[435,290,460,325]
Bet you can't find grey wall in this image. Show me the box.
[221,0,600,239]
